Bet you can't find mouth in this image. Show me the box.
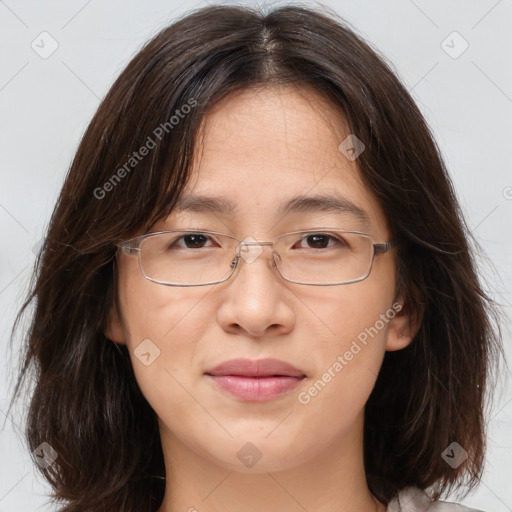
[205,358,306,402]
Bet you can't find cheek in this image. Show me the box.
[117,264,213,406]
[300,263,396,349]
[296,267,396,411]
[118,257,211,342]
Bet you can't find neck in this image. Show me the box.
[155,412,386,512]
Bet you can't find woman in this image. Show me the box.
[10,4,503,511]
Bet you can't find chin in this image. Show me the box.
[198,435,314,474]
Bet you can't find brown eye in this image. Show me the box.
[294,233,347,250]
[166,233,217,250]
[179,234,210,249]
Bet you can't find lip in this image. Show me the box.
[205,358,306,402]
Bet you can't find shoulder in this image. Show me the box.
[386,486,486,512]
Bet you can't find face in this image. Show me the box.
[109,86,413,474]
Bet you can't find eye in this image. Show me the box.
[294,233,347,250]
[172,233,215,249]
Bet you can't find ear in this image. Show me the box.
[104,306,127,345]
[385,290,423,352]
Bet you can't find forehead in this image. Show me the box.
[170,86,390,237]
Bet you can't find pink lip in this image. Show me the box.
[205,358,306,402]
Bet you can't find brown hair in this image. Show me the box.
[9,3,504,511]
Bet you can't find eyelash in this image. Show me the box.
[172,232,346,250]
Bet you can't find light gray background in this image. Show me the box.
[1,0,511,510]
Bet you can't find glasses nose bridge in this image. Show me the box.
[233,238,281,269]
[237,239,278,255]
[239,239,274,247]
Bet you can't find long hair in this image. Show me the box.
[9,4,504,511]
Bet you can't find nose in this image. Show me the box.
[216,241,295,337]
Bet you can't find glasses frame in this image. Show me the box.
[117,228,399,287]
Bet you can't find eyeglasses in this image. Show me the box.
[117,228,399,286]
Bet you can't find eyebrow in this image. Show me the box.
[173,192,371,227]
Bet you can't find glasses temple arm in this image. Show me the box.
[374,238,400,255]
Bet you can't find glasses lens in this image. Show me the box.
[137,230,374,286]
[275,230,374,285]
[139,231,238,285]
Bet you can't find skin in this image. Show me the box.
[108,85,418,512]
